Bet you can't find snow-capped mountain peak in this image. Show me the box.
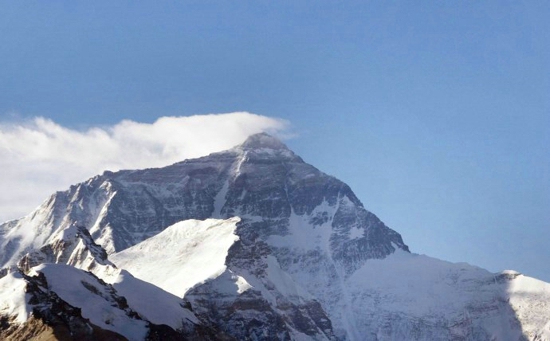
[224,132,302,163]
[238,132,290,151]
[1,133,550,340]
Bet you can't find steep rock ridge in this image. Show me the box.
[17,223,113,274]
[0,177,117,268]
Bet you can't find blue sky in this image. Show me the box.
[1,2,549,281]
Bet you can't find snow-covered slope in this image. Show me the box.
[0,271,28,325]
[345,250,550,340]
[1,132,550,340]
[108,269,199,331]
[0,267,129,341]
[32,264,149,340]
[111,217,240,297]
[0,263,217,340]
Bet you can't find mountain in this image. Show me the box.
[1,132,550,340]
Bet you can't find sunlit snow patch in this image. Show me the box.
[0,271,30,324]
[111,217,241,297]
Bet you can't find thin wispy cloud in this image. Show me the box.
[0,112,290,222]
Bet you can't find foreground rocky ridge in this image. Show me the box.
[0,265,223,340]
[1,133,550,340]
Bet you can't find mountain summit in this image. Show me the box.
[1,133,550,340]
[228,132,302,163]
[239,132,291,150]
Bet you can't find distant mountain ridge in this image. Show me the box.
[1,133,550,340]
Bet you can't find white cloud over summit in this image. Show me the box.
[0,112,290,222]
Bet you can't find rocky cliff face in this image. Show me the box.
[1,133,550,340]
